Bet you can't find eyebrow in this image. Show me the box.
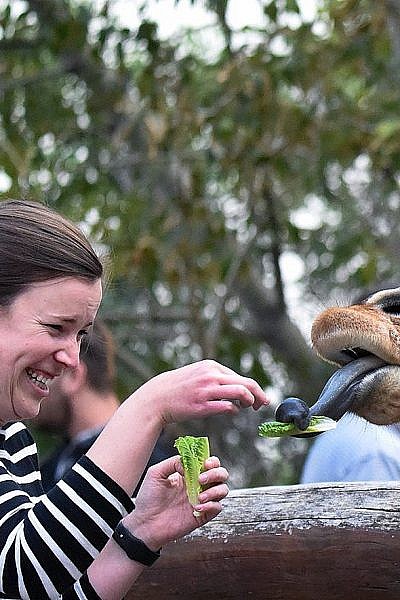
[51,317,94,328]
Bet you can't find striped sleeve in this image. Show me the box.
[63,573,102,600]
[0,423,134,599]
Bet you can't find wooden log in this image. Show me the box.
[127,482,400,600]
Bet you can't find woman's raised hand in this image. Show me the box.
[135,359,269,425]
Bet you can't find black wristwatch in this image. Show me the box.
[112,521,161,566]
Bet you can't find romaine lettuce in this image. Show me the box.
[174,435,210,516]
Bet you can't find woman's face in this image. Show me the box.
[0,276,102,423]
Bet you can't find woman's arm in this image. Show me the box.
[0,424,134,599]
[0,361,266,599]
[87,360,268,496]
[85,455,229,600]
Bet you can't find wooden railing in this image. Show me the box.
[127,482,400,600]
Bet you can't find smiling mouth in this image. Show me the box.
[26,368,52,392]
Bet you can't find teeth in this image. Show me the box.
[27,369,52,388]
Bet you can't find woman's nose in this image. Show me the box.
[54,340,80,369]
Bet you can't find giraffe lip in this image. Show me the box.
[339,346,373,363]
[309,355,387,420]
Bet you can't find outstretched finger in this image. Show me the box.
[216,367,268,408]
[214,384,257,408]
[217,375,269,410]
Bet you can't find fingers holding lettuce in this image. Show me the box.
[124,447,229,550]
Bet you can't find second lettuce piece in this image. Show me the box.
[258,416,336,438]
[174,435,210,516]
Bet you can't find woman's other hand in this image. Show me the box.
[123,455,229,551]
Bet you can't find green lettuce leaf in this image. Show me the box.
[174,436,210,516]
[258,416,337,438]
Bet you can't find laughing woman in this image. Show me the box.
[0,199,268,600]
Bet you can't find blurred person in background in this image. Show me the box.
[34,319,176,494]
[300,412,400,483]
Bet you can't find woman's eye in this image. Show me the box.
[46,324,62,332]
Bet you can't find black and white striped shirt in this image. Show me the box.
[0,421,134,599]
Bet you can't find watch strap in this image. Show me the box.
[112,521,161,566]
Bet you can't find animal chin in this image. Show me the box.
[310,355,400,425]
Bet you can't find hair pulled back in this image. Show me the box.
[0,199,103,306]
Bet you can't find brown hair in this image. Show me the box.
[0,199,103,306]
[80,320,116,394]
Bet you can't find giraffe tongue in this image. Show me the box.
[309,356,386,420]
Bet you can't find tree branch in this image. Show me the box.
[204,229,257,357]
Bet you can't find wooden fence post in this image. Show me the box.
[127,481,400,600]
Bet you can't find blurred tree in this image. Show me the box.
[1,0,400,486]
